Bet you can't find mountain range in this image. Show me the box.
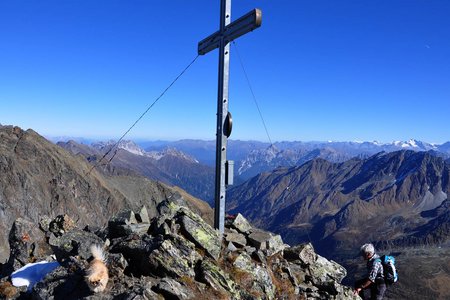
[234,139,450,180]
[49,136,450,168]
[53,137,450,204]
[56,137,450,257]
[3,126,450,298]
[0,125,361,299]
[228,150,450,253]
[0,126,212,263]
[227,150,450,298]
[58,139,216,204]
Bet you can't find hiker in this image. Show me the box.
[354,243,386,300]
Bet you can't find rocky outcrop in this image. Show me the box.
[0,199,358,299]
[0,125,213,263]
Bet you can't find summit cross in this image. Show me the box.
[198,0,262,234]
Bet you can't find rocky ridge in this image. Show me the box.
[58,140,215,205]
[0,198,358,300]
[228,150,450,255]
[0,125,212,263]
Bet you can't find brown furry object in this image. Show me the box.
[85,245,108,293]
[0,281,18,298]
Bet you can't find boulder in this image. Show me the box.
[110,210,138,225]
[224,232,247,248]
[229,213,252,234]
[136,206,150,224]
[232,252,275,299]
[1,200,359,300]
[49,214,76,236]
[308,255,347,286]
[48,230,104,261]
[284,242,317,266]
[248,229,287,256]
[178,211,220,260]
[6,218,51,273]
[154,277,191,300]
[198,259,239,298]
[147,236,201,278]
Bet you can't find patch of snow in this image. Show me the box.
[408,139,418,148]
[12,261,60,291]
[118,140,147,156]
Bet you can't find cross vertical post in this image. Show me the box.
[198,1,262,234]
[213,0,231,234]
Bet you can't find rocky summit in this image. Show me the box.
[0,125,212,263]
[0,197,358,300]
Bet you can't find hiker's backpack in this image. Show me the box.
[377,255,398,284]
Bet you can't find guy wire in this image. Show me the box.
[87,54,200,175]
[232,41,273,146]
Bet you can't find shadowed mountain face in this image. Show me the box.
[0,126,212,262]
[228,150,450,298]
[228,150,450,256]
[58,140,216,205]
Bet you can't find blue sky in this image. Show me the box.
[1,1,449,144]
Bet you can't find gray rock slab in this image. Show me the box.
[230,213,252,234]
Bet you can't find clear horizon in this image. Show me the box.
[1,1,449,144]
[37,131,447,146]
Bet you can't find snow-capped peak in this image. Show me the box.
[160,147,199,163]
[390,139,436,150]
[117,140,147,156]
[92,140,146,156]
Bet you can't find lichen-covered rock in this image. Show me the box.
[178,211,220,260]
[148,236,201,278]
[225,232,247,248]
[1,199,359,300]
[109,234,161,277]
[308,255,347,287]
[154,277,191,300]
[49,214,77,236]
[229,213,253,234]
[248,230,272,250]
[107,253,128,277]
[49,229,104,260]
[198,259,240,298]
[266,234,287,256]
[232,252,275,299]
[248,229,287,256]
[284,242,317,266]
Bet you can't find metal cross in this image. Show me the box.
[198,0,262,234]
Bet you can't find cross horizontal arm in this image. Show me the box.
[198,8,262,55]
